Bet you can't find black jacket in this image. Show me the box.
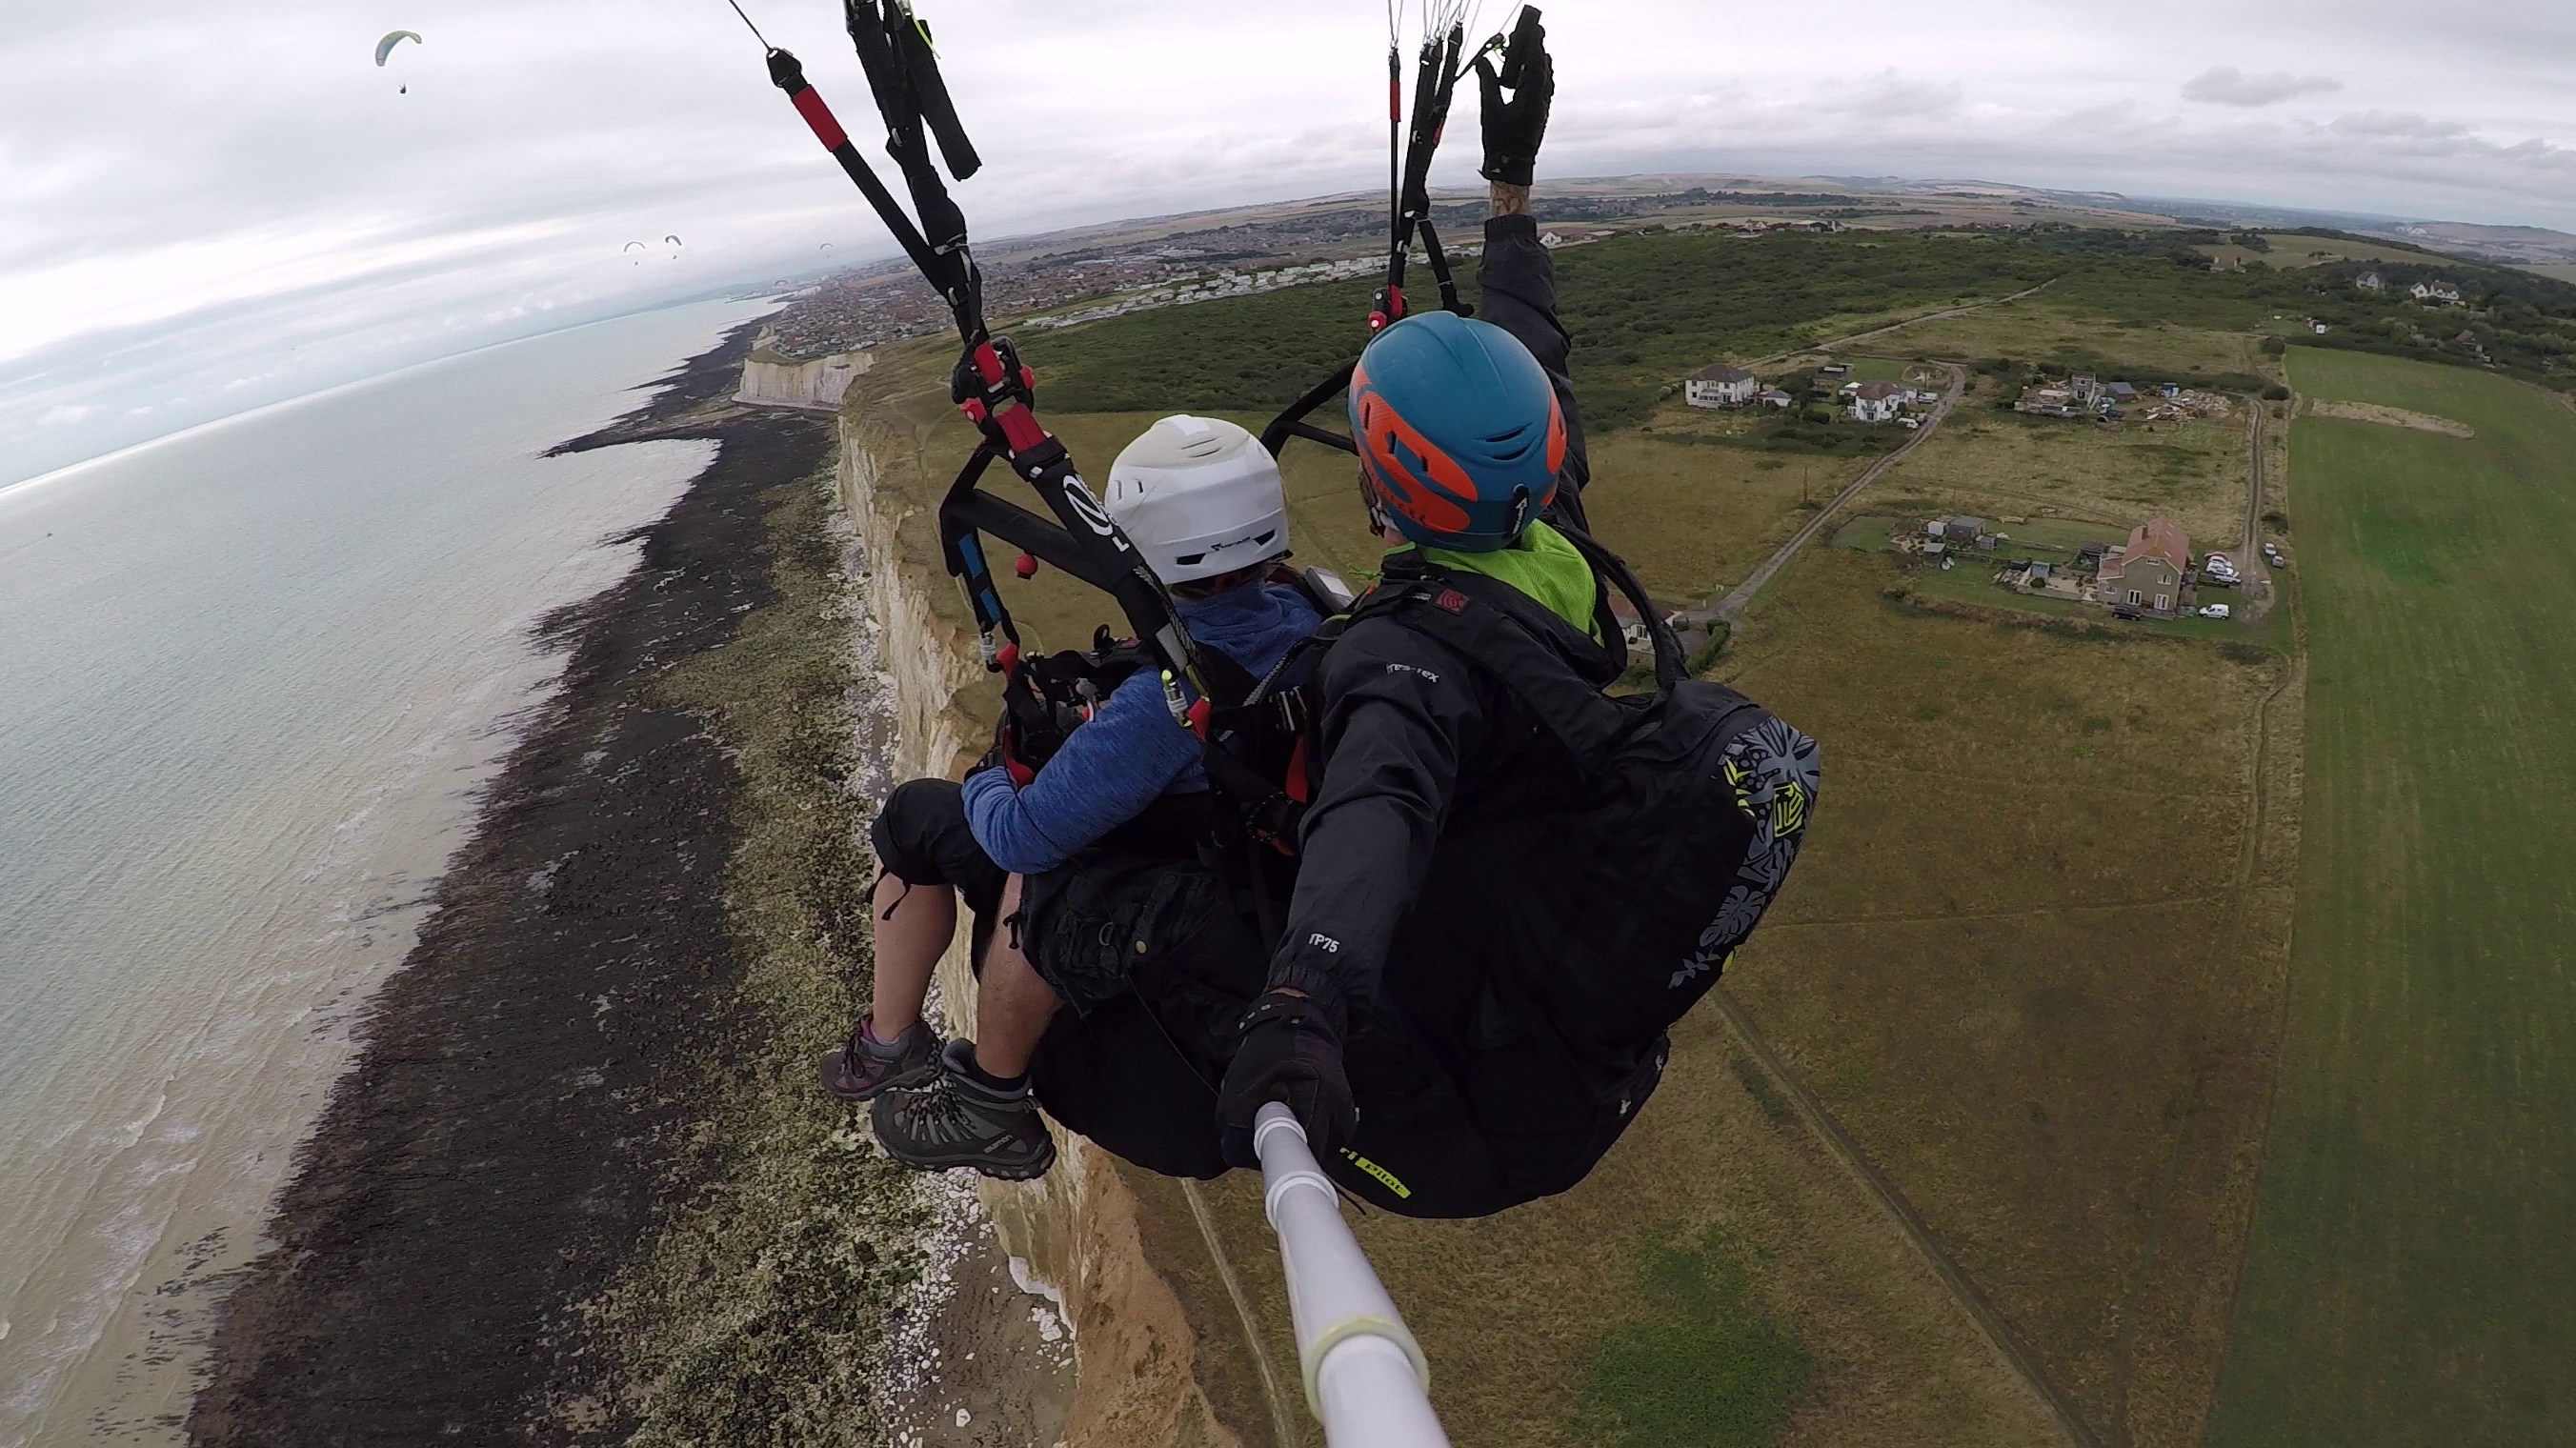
[1265,213,1609,1033]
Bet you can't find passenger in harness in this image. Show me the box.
[1211,14,1822,1217]
[820,415,1323,1180]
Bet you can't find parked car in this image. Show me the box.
[2200,603,2232,619]
[2113,606,2143,621]
[2262,543,2287,567]
[2206,552,2234,572]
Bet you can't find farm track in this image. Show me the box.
[1692,361,1965,628]
[1669,279,2062,638]
[1768,890,2233,933]
[1180,1179,1298,1448]
[1684,276,2113,1441]
[2101,634,2303,1444]
[1711,988,2099,1448]
[1750,280,2060,370]
[2235,395,2278,624]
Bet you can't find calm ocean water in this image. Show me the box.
[0,298,774,1445]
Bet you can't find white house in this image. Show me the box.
[1685,366,1761,409]
[1849,380,1905,423]
[1759,389,1796,410]
[2410,280,2465,306]
[2357,272,2385,292]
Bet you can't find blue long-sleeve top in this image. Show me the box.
[960,579,1321,875]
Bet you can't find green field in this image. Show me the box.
[2209,350,2576,1444]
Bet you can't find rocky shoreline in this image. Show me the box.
[186,319,1067,1445]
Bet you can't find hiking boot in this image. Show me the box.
[817,1012,940,1101]
[870,1039,1057,1180]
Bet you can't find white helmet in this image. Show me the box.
[1103,415,1291,585]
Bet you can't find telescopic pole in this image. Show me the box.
[1254,1104,1452,1448]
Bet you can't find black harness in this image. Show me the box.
[750,4,1350,912]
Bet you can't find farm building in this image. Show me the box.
[1849,380,1905,423]
[2357,272,2385,292]
[2100,517,2191,614]
[1759,388,1796,409]
[2107,381,2138,403]
[1685,365,1760,409]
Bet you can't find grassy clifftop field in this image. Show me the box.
[853,218,2573,1445]
[2208,350,2576,1447]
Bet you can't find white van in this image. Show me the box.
[2199,603,2232,620]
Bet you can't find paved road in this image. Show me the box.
[1669,360,1966,640]
[1667,279,2061,646]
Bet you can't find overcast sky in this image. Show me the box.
[8,0,2576,484]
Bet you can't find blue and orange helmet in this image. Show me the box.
[1348,311,1565,553]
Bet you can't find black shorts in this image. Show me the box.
[871,776,1254,1017]
[871,776,1012,969]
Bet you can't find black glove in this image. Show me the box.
[1217,992,1355,1164]
[1473,8,1553,187]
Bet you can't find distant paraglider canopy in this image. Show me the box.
[374,30,421,67]
[664,234,683,247]
[623,241,648,251]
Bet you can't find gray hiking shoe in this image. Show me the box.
[817,1012,940,1102]
[870,1039,1057,1180]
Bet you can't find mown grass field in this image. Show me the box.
[2207,350,2576,1446]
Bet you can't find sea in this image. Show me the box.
[0,298,775,1446]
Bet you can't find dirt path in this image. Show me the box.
[1748,280,2058,369]
[2233,395,2279,625]
[1709,991,2100,1448]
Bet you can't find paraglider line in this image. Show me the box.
[724,0,775,51]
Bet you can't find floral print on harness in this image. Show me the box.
[1671,717,1821,989]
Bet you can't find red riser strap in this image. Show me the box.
[790,87,849,151]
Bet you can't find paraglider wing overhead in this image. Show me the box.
[374,30,421,66]
[623,240,647,251]
[664,234,683,247]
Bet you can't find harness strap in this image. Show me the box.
[1355,576,1639,766]
[1351,526,1691,765]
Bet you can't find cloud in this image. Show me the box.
[17,0,2576,486]
[1836,71,1965,118]
[2330,111,2476,141]
[2183,67,2343,107]
[38,404,96,426]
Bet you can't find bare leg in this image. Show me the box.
[868,871,955,1038]
[971,874,1062,1079]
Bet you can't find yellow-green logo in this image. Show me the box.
[1338,1149,1412,1199]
